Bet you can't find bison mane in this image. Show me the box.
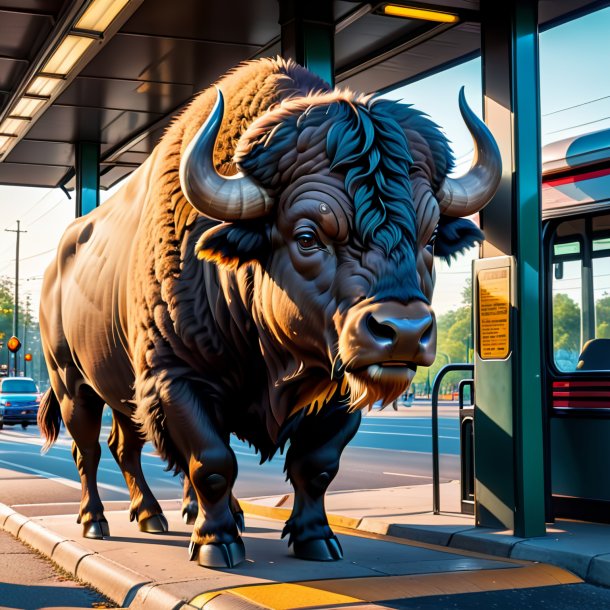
[235,90,454,265]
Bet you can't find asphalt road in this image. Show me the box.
[0,405,460,505]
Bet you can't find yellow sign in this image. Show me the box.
[478,268,510,359]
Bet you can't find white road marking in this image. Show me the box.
[356,430,459,440]
[382,471,433,479]
[344,445,457,457]
[0,431,72,448]
[0,458,130,496]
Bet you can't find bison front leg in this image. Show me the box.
[283,401,361,561]
[151,376,244,568]
[181,473,244,533]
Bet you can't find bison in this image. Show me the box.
[38,57,500,568]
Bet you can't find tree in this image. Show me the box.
[0,276,48,386]
[411,280,474,396]
[597,294,610,339]
[0,277,14,369]
[553,293,581,353]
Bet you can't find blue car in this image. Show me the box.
[0,377,41,430]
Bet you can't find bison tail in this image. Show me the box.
[38,388,62,453]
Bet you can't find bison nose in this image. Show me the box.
[361,300,436,366]
[366,311,433,350]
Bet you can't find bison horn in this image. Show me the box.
[179,86,273,221]
[436,87,501,217]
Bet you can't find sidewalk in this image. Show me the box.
[2,480,610,609]
[0,527,118,609]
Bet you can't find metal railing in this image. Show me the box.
[431,363,474,515]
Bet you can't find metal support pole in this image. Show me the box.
[477,0,546,537]
[279,0,334,86]
[76,141,100,217]
[13,222,19,347]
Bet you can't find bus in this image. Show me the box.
[541,127,610,522]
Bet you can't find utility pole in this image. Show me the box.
[5,221,26,375]
[23,294,30,376]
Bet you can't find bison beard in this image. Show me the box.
[38,57,500,568]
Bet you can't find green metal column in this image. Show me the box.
[75,141,100,217]
[279,0,334,86]
[476,0,546,537]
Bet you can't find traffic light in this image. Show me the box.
[24,353,32,362]
[7,336,21,353]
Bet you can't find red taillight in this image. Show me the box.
[5,401,10,407]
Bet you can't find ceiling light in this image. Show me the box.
[10,97,48,119]
[0,117,30,136]
[75,0,131,32]
[0,134,17,156]
[381,4,459,23]
[0,0,140,163]
[26,75,65,97]
[42,35,95,76]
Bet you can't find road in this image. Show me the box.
[0,402,460,506]
[6,405,610,610]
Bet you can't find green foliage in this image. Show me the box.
[552,293,581,353]
[0,277,14,344]
[0,276,48,385]
[461,277,472,306]
[411,282,474,395]
[597,295,610,339]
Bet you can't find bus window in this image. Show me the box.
[593,237,610,341]
[551,218,610,373]
[552,239,583,372]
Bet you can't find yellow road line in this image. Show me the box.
[190,564,582,608]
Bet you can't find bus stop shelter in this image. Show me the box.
[0,0,606,540]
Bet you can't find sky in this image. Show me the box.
[0,6,608,319]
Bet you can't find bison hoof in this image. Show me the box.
[189,538,246,568]
[234,510,245,533]
[139,513,169,534]
[293,535,343,561]
[83,519,110,539]
[182,502,198,525]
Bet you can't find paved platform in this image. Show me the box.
[2,480,610,609]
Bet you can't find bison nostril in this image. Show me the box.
[366,314,396,345]
[420,320,433,346]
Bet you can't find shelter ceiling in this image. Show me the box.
[0,0,604,190]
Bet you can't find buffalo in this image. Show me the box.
[38,57,500,568]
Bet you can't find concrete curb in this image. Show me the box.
[0,502,192,609]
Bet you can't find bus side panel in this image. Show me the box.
[551,417,610,502]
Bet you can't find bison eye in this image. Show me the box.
[295,230,321,251]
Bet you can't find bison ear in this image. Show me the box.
[195,221,270,268]
[434,216,484,263]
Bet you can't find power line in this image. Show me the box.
[547,116,610,136]
[1,188,62,232]
[0,246,56,268]
[19,247,56,262]
[26,199,64,228]
[543,94,610,117]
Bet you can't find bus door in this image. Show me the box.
[544,202,610,522]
